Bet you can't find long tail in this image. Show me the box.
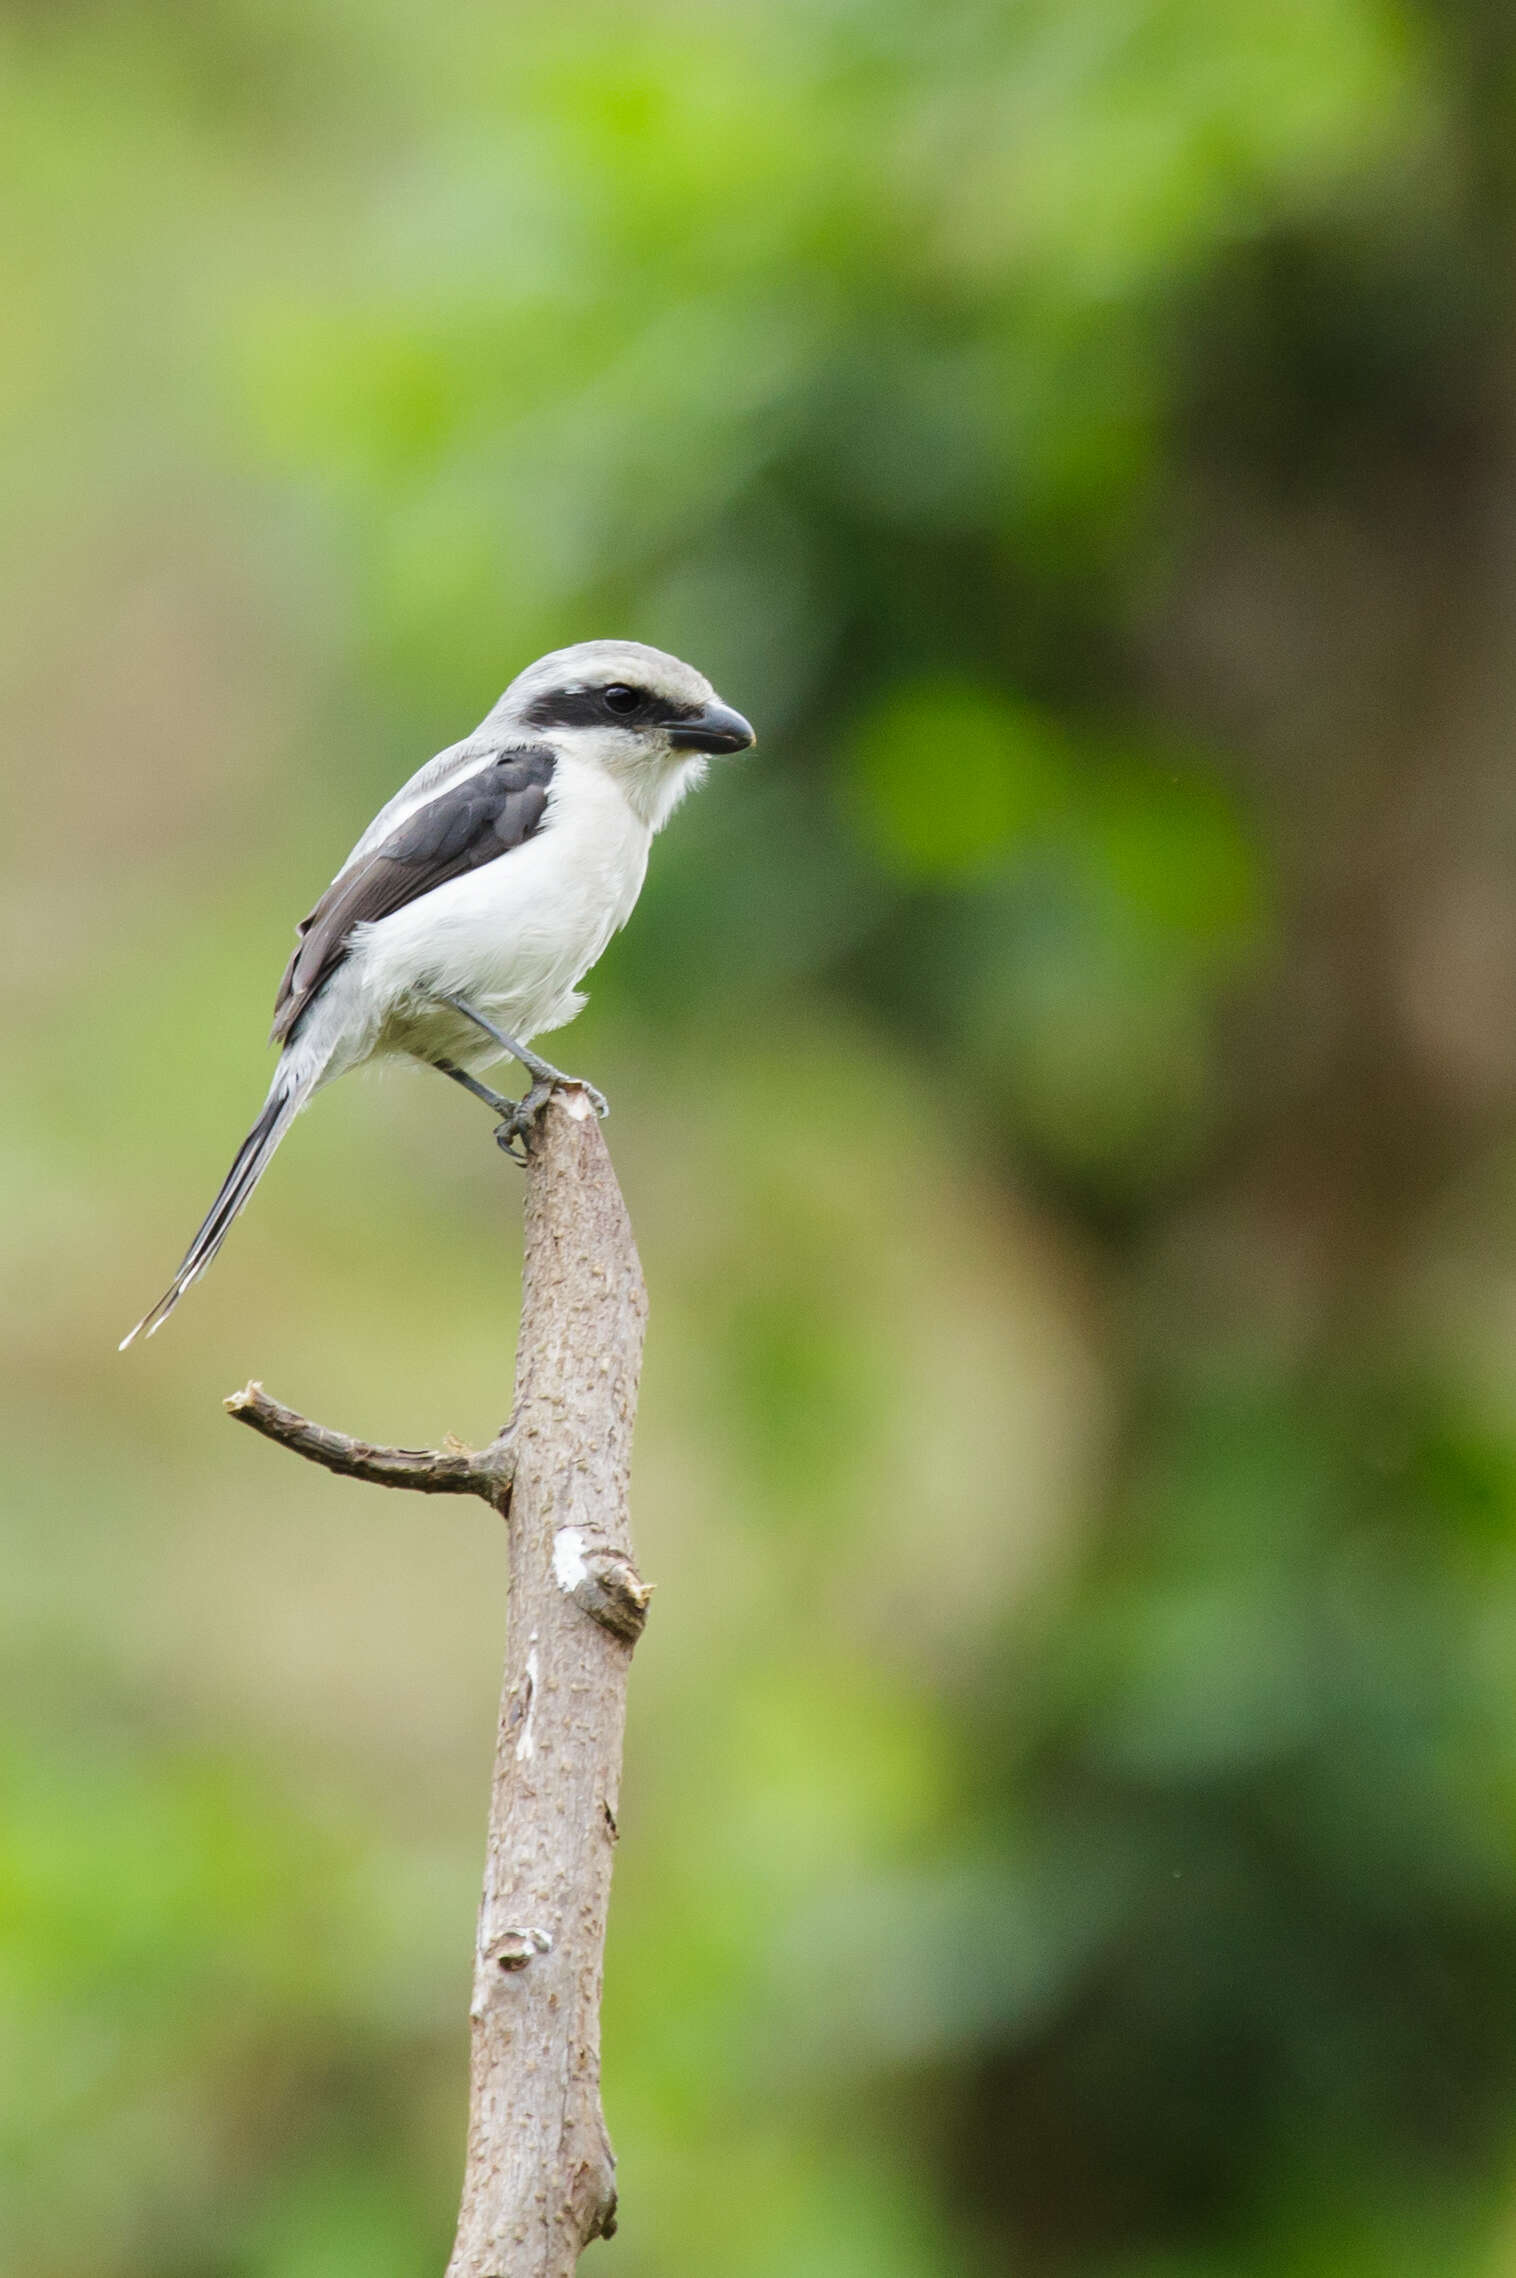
[119,1062,314,1349]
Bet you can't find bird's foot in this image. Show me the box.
[493,1068,609,1163]
[437,1000,607,1159]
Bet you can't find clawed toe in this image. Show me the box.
[493,1084,546,1162]
[492,1072,607,1163]
[519,1065,608,1124]
[438,1001,609,1150]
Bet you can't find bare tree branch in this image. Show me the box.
[225,1381,513,1497]
[227,1084,650,2275]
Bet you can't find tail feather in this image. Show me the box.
[119,1070,309,1349]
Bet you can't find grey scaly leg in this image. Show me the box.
[429,1058,535,1164]
[439,996,609,1157]
[431,1057,516,1117]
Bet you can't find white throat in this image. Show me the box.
[560,732,708,831]
[619,749,708,832]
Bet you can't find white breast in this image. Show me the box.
[340,754,653,1067]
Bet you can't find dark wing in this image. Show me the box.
[271,744,556,1043]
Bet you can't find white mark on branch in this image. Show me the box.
[553,1526,589,1593]
[515,1645,540,1762]
[492,1925,554,1971]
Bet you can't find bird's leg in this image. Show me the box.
[440,996,603,1099]
[439,996,609,1157]
[429,1058,535,1164]
[431,1058,517,1118]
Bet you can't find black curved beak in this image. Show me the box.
[664,701,756,756]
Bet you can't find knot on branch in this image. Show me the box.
[488,1926,553,1972]
[551,1525,651,1643]
[570,2132,620,2246]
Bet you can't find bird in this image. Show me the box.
[120,639,755,1348]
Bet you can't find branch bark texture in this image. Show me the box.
[227,1085,650,2276]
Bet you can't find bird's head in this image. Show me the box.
[495,639,755,828]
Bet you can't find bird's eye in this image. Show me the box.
[602,684,642,715]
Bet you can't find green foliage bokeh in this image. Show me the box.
[6,0,1516,2273]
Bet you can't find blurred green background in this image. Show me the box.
[7,0,1516,2271]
